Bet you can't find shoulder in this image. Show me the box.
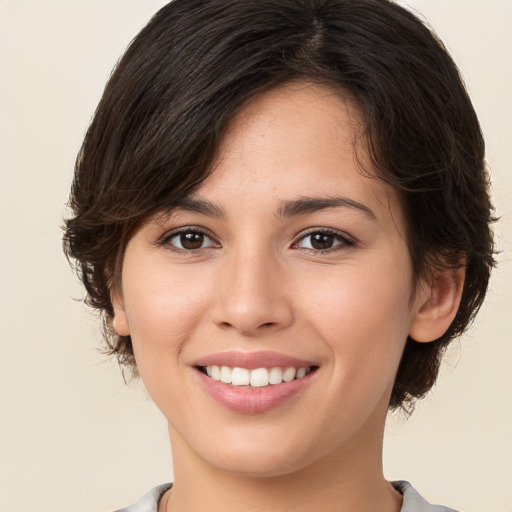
[394,481,459,512]
[111,483,172,512]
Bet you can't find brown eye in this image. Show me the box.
[180,232,204,250]
[309,233,335,250]
[165,229,218,251]
[295,230,354,252]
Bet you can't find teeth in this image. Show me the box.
[250,368,269,387]
[211,365,220,381]
[220,365,232,384]
[296,367,307,379]
[231,367,250,386]
[268,367,283,385]
[204,365,311,387]
[282,367,296,382]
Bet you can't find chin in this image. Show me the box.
[211,451,307,479]
[179,426,315,479]
[227,432,329,479]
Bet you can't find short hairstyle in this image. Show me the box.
[63,0,495,411]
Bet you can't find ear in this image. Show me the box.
[409,266,465,343]
[110,289,131,336]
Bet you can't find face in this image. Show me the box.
[112,82,427,478]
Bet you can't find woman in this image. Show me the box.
[63,1,495,511]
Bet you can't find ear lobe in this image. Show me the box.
[409,266,465,343]
[111,290,131,336]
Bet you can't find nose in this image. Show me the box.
[211,245,294,337]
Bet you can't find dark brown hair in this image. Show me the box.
[63,0,495,411]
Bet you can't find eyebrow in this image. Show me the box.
[166,194,376,220]
[170,196,227,218]
[276,196,376,220]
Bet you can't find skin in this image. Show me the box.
[112,82,463,512]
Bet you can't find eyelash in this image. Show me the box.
[157,227,355,253]
[157,227,220,252]
[292,228,355,253]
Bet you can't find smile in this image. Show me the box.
[202,365,313,387]
[193,352,319,414]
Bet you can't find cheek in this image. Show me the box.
[302,256,412,327]
[122,264,210,368]
[298,258,413,382]
[121,265,215,415]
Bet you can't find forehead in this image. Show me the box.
[220,82,363,168]
[197,81,404,229]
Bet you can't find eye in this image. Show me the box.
[160,228,219,251]
[294,229,354,252]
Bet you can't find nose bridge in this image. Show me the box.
[213,238,293,336]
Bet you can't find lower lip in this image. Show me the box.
[195,369,316,414]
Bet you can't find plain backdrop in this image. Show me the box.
[0,1,511,511]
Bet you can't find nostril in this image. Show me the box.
[218,321,275,329]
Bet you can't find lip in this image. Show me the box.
[192,351,318,414]
[193,350,316,370]
[194,368,316,414]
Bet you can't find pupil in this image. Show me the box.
[181,232,204,249]
[311,233,333,250]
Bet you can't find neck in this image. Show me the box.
[164,416,402,512]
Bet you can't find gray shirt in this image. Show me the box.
[114,481,458,512]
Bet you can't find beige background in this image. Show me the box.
[0,1,510,511]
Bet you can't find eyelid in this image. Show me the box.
[156,225,221,251]
[155,225,354,253]
[292,227,355,251]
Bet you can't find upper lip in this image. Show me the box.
[193,351,317,370]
